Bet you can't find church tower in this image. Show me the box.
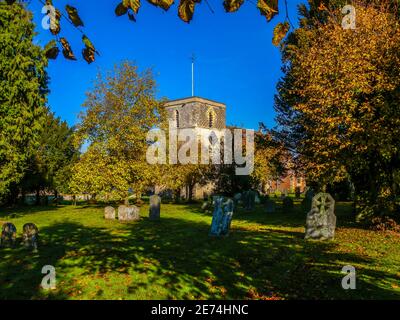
[164,96,226,131]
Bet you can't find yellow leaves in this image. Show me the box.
[272,21,289,46]
[60,37,76,61]
[178,0,200,23]
[147,0,174,11]
[257,0,278,22]
[223,0,244,13]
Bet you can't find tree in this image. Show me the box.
[19,109,78,204]
[274,0,400,219]
[0,1,48,203]
[71,61,165,203]
[251,124,287,192]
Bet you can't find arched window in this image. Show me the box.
[208,111,214,128]
[175,110,179,128]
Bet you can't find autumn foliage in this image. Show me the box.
[274,0,400,219]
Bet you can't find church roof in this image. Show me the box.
[164,96,226,108]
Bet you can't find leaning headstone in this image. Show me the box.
[149,195,161,221]
[209,197,224,236]
[220,199,234,236]
[104,206,116,220]
[22,223,39,251]
[209,197,234,237]
[282,196,294,213]
[0,223,17,247]
[305,193,336,240]
[265,199,276,214]
[118,205,140,221]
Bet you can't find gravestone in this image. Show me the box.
[265,199,276,214]
[243,190,256,211]
[241,191,248,208]
[282,196,294,213]
[233,193,242,207]
[118,205,140,221]
[305,193,336,240]
[255,194,261,204]
[0,223,17,247]
[22,223,39,251]
[104,206,116,220]
[220,199,234,236]
[201,201,210,211]
[149,195,161,221]
[209,197,234,237]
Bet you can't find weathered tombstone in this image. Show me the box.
[255,194,261,204]
[149,195,161,221]
[209,197,234,237]
[282,196,294,213]
[220,199,234,236]
[104,206,116,220]
[22,223,39,251]
[201,201,210,212]
[118,205,140,221]
[0,223,17,247]
[209,197,224,236]
[265,198,276,214]
[305,193,336,240]
[244,190,256,211]
[233,193,242,207]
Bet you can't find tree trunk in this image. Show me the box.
[188,183,195,202]
[174,188,181,203]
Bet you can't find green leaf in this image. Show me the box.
[257,0,278,22]
[66,5,84,27]
[223,0,244,13]
[82,35,98,64]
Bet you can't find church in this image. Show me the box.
[159,96,306,199]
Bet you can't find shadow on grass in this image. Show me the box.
[0,208,399,300]
[0,205,60,219]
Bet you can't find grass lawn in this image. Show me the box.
[0,201,399,300]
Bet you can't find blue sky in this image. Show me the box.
[28,0,304,130]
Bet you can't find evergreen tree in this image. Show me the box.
[0,1,48,203]
[20,109,78,204]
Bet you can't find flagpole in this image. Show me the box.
[191,54,195,97]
